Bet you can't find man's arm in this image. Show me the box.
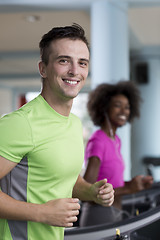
[72,175,114,207]
[0,156,80,227]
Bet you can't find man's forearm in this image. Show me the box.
[72,175,93,201]
[0,190,40,222]
[0,190,81,227]
[73,175,114,207]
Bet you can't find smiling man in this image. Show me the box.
[0,24,114,240]
[39,37,89,116]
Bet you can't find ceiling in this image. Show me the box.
[1,0,160,87]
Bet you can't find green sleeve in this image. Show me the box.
[0,111,34,163]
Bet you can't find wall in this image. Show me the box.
[0,87,13,116]
[131,47,160,180]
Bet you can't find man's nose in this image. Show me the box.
[68,63,78,76]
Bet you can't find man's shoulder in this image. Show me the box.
[0,95,40,125]
[19,95,40,113]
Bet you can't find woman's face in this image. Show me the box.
[107,94,130,128]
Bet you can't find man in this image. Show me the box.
[0,24,114,240]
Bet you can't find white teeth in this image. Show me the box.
[119,115,126,120]
[65,80,77,85]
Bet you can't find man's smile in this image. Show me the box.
[62,78,80,85]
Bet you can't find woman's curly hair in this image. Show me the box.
[87,80,142,127]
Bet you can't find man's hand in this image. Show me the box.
[40,198,80,227]
[90,179,114,207]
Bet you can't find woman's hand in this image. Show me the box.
[126,175,153,194]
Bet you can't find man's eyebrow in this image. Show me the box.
[56,55,71,59]
[56,55,89,62]
[80,58,89,63]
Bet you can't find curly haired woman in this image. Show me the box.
[80,80,153,227]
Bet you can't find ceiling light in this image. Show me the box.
[25,15,41,22]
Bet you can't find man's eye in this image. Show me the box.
[59,59,68,64]
[80,62,88,67]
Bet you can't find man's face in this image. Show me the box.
[40,38,89,102]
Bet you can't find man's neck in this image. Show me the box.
[40,91,73,117]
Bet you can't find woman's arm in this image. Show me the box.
[83,156,101,183]
[114,175,153,197]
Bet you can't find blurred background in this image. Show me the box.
[1,0,160,181]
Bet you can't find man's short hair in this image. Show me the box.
[39,23,89,65]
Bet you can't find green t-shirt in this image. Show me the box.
[0,95,84,240]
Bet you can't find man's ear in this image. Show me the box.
[38,61,47,78]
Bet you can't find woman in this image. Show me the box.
[80,80,153,227]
